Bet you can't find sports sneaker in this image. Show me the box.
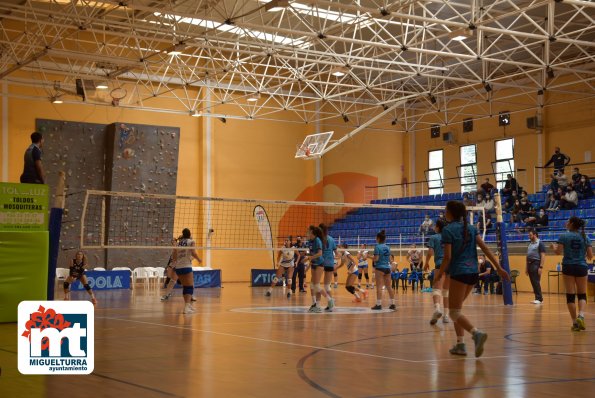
[311,305,323,313]
[389,304,397,310]
[571,322,581,332]
[443,315,450,323]
[472,331,488,358]
[334,282,338,289]
[287,291,292,299]
[371,304,382,310]
[449,343,467,356]
[191,296,197,302]
[160,293,172,301]
[430,310,443,325]
[576,316,586,331]
[366,284,370,289]
[531,300,542,304]
[299,289,307,293]
[308,304,318,313]
[483,291,489,295]
[328,298,335,311]
[265,291,271,297]
[183,304,195,314]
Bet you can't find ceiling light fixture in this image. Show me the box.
[450,28,473,41]
[331,66,349,77]
[191,110,202,117]
[95,82,109,89]
[51,97,63,104]
[247,93,261,102]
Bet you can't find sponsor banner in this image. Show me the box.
[0,183,49,231]
[18,301,94,375]
[174,270,222,288]
[70,270,131,291]
[251,269,284,287]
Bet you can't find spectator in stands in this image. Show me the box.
[559,185,578,210]
[550,169,568,192]
[544,188,556,210]
[474,255,495,295]
[504,190,518,213]
[520,190,528,199]
[419,214,434,235]
[406,244,423,272]
[511,199,522,222]
[463,192,474,207]
[544,146,571,173]
[577,175,594,200]
[523,208,549,230]
[518,197,534,221]
[526,230,546,304]
[484,193,496,215]
[480,178,494,195]
[437,211,446,222]
[502,174,519,197]
[571,167,582,185]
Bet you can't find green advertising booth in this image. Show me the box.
[0,183,49,323]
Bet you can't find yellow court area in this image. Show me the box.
[1,286,594,398]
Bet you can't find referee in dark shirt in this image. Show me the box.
[526,230,546,304]
[544,146,571,173]
[20,132,45,184]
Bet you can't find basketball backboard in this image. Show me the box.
[295,131,333,159]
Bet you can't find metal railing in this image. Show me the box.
[533,161,595,193]
[365,169,527,202]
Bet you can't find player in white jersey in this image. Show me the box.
[171,228,202,314]
[266,240,295,298]
[336,243,368,302]
[357,244,371,289]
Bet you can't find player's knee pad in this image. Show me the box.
[272,276,279,284]
[325,284,332,293]
[364,273,369,280]
[314,283,322,293]
[84,284,91,291]
[346,285,355,294]
[63,282,70,290]
[566,293,576,303]
[357,273,363,280]
[449,309,461,322]
[443,290,449,299]
[183,286,194,296]
[432,289,442,298]
[577,293,587,302]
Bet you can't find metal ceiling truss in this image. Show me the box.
[0,0,593,135]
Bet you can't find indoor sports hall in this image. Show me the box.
[0,1,594,397]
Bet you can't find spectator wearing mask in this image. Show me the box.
[544,146,571,173]
[544,189,556,209]
[480,178,495,195]
[474,255,495,295]
[503,174,519,197]
[524,208,549,230]
[504,190,518,213]
[419,214,434,235]
[550,187,564,210]
[484,194,496,215]
[511,199,522,222]
[571,167,582,185]
[519,197,534,222]
[462,192,474,207]
[406,244,423,272]
[437,211,446,222]
[559,186,578,210]
[576,176,594,200]
[551,169,569,192]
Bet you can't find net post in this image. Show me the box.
[80,190,89,249]
[494,191,513,305]
[100,196,106,249]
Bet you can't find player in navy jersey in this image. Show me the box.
[552,217,593,331]
[424,220,450,325]
[63,251,97,305]
[435,201,509,357]
[304,225,327,313]
[319,224,337,312]
[371,230,396,310]
[336,243,368,302]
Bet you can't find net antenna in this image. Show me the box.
[295,131,333,159]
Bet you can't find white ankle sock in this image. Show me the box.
[457,336,464,343]
[376,300,381,306]
[470,327,478,334]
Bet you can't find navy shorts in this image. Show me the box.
[324,266,335,272]
[450,273,479,286]
[311,262,323,270]
[375,268,391,275]
[358,263,368,269]
[175,267,193,276]
[562,264,588,277]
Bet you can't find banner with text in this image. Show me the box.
[0,183,49,231]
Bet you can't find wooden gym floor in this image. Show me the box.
[1,284,594,398]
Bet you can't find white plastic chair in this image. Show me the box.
[94,267,106,271]
[55,268,70,280]
[133,267,150,289]
[153,267,166,287]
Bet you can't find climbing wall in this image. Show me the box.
[37,119,180,269]
[36,119,108,269]
[105,122,180,268]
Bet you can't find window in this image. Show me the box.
[494,138,515,189]
[460,145,477,193]
[428,150,444,195]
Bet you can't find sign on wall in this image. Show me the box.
[0,183,49,231]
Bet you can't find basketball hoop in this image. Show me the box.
[294,131,333,160]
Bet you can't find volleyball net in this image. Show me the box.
[80,190,486,252]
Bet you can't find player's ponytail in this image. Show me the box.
[376,229,386,243]
[569,216,588,245]
[318,223,328,247]
[309,225,324,244]
[446,201,469,252]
